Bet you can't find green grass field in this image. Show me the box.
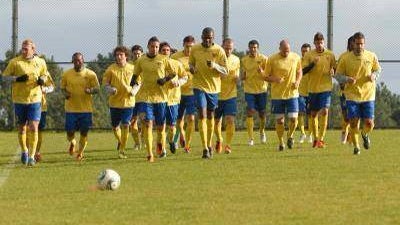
[1,130,399,225]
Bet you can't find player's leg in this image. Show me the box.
[65,113,77,156]
[119,107,134,158]
[26,103,41,166]
[184,95,196,153]
[317,91,331,148]
[14,104,29,164]
[347,101,361,154]
[154,103,167,158]
[109,108,122,151]
[309,93,320,147]
[166,104,179,154]
[256,93,267,144]
[298,96,307,143]
[35,111,47,162]
[340,94,350,144]
[194,89,209,157]
[245,93,256,146]
[287,98,299,149]
[214,100,224,153]
[143,103,155,162]
[206,92,218,156]
[130,106,140,150]
[272,100,285,150]
[360,101,375,150]
[76,113,92,161]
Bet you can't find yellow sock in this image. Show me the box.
[198,118,207,149]
[143,125,153,157]
[156,126,166,150]
[78,135,88,154]
[318,114,328,141]
[113,127,122,144]
[259,116,266,135]
[215,119,223,142]
[350,126,360,149]
[28,130,38,158]
[36,131,42,152]
[225,120,235,146]
[288,118,298,139]
[186,119,195,148]
[131,121,140,145]
[246,117,254,140]
[120,126,129,151]
[18,132,28,152]
[311,115,319,140]
[298,115,305,135]
[307,115,313,136]
[275,123,285,146]
[167,126,176,144]
[178,119,185,142]
[207,117,215,148]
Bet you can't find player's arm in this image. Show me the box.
[208,51,228,76]
[334,59,355,85]
[102,69,117,95]
[85,73,100,95]
[368,54,382,81]
[157,59,177,86]
[293,58,303,89]
[264,59,283,83]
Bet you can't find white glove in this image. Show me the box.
[130,84,141,96]
[105,85,117,95]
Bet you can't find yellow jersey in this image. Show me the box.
[241,53,268,94]
[298,57,309,97]
[130,57,145,103]
[189,43,227,94]
[265,52,302,100]
[2,55,50,104]
[167,58,187,106]
[61,67,99,113]
[336,50,381,102]
[102,63,135,108]
[303,49,336,93]
[220,54,240,100]
[171,50,193,96]
[133,54,173,103]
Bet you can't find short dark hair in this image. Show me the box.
[131,45,143,53]
[159,42,171,52]
[71,52,83,62]
[313,32,325,41]
[147,36,160,46]
[222,38,234,45]
[353,32,365,40]
[301,43,311,49]
[248,40,259,47]
[183,35,195,44]
[202,27,214,36]
[347,36,355,51]
[113,46,130,57]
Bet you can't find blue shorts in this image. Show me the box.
[298,96,307,113]
[346,101,374,119]
[65,113,92,133]
[14,103,41,125]
[178,95,196,119]
[166,104,179,126]
[134,102,146,116]
[110,107,134,127]
[193,89,218,111]
[271,98,299,114]
[38,111,47,130]
[340,94,347,111]
[142,102,167,126]
[309,91,331,111]
[215,97,237,119]
[245,92,267,112]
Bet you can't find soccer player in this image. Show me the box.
[35,67,55,162]
[171,35,196,153]
[241,40,268,146]
[131,36,174,162]
[129,45,144,150]
[214,38,240,154]
[189,27,227,159]
[61,52,99,160]
[335,32,381,155]
[1,39,51,166]
[103,46,135,159]
[265,40,302,150]
[159,42,188,154]
[298,43,313,144]
[303,32,336,148]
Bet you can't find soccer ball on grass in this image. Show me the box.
[97,169,121,191]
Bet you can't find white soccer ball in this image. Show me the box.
[97,169,121,191]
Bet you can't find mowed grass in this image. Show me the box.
[0,130,399,225]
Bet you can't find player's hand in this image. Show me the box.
[329,68,335,76]
[85,88,92,94]
[257,66,264,74]
[368,73,376,82]
[206,60,212,67]
[157,77,167,86]
[37,77,45,85]
[64,91,71,100]
[292,80,300,89]
[105,85,117,95]
[347,77,357,85]
[313,56,320,64]
[15,74,29,82]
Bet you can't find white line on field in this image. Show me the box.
[0,146,20,188]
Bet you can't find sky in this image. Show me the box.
[1,0,399,92]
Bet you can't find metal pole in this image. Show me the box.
[12,0,18,56]
[222,0,229,40]
[327,0,333,50]
[117,0,124,46]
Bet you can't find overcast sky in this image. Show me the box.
[1,0,399,92]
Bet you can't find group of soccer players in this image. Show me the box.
[0,27,381,166]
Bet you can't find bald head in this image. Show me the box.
[279,40,290,57]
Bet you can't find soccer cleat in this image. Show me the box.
[118,151,128,159]
[299,134,306,144]
[21,151,28,165]
[353,147,360,155]
[156,143,163,156]
[341,132,348,144]
[159,150,167,158]
[147,155,155,163]
[287,138,294,149]
[317,140,326,148]
[34,152,42,163]
[76,152,84,161]
[208,147,214,158]
[68,142,75,156]
[308,135,313,143]
[27,157,36,166]
[179,135,186,148]
[248,139,254,146]
[169,142,176,154]
[278,145,285,151]
[224,145,232,154]
[202,149,210,159]
[215,141,222,153]
[361,133,370,150]
[312,140,318,148]
[133,143,141,151]
[260,133,267,144]
[183,146,191,153]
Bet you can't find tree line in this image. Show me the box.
[1,50,400,131]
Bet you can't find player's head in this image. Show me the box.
[147,36,160,57]
[279,39,291,58]
[72,52,84,71]
[353,32,365,56]
[301,43,311,57]
[113,46,129,66]
[183,35,195,54]
[21,39,35,59]
[222,38,234,57]
[131,45,143,61]
[201,27,215,48]
[159,42,171,57]
[313,32,325,53]
[248,40,259,57]
[347,35,355,52]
